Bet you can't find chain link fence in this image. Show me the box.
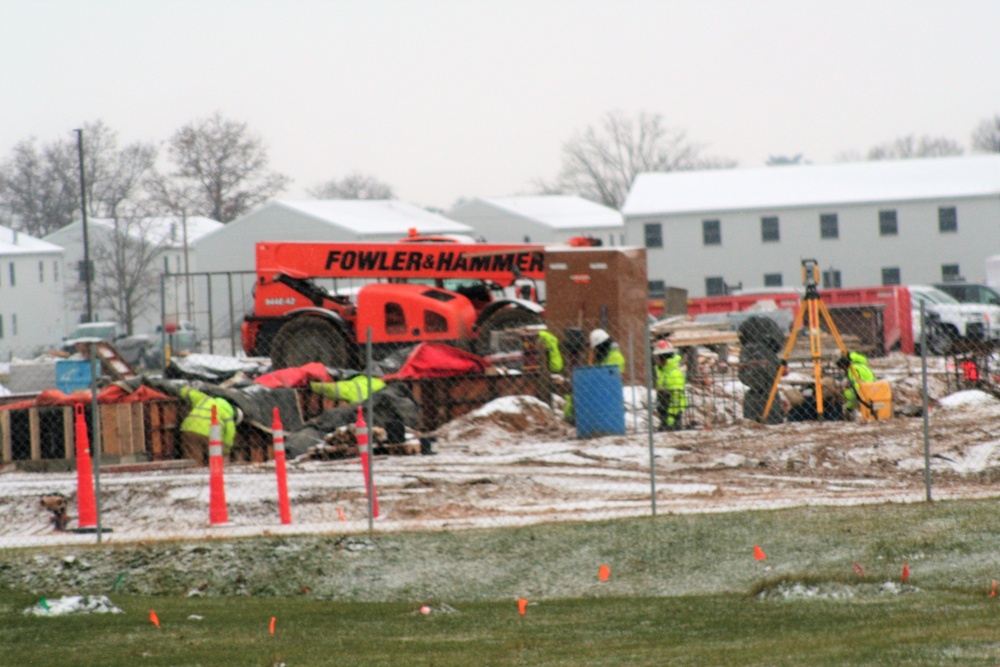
[3,290,1000,547]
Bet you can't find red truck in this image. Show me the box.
[242,239,547,368]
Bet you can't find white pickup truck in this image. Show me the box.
[909,285,1000,354]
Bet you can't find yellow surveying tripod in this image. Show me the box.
[761,259,849,422]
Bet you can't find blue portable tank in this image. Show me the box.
[55,359,92,393]
[573,365,625,438]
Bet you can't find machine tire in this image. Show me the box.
[928,323,958,356]
[271,317,351,370]
[475,307,543,355]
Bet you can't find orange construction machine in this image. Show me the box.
[242,238,547,368]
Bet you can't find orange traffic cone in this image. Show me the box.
[208,405,229,526]
[73,404,97,529]
[272,408,292,525]
[356,406,380,518]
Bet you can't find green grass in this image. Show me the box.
[5,499,1000,664]
[4,591,1000,666]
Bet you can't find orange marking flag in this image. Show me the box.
[517,598,528,615]
[753,545,766,561]
[337,507,346,522]
[598,564,611,582]
[853,561,865,577]
[990,580,997,598]
[269,617,276,634]
[901,563,910,583]
[149,610,161,628]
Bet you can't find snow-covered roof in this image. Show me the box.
[275,200,473,235]
[90,216,222,247]
[44,216,221,248]
[462,195,624,229]
[622,154,1000,216]
[0,225,64,255]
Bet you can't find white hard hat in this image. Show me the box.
[653,339,675,356]
[589,328,610,348]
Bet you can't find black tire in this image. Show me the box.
[475,308,543,355]
[928,323,957,356]
[271,317,351,369]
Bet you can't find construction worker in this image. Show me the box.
[564,328,626,422]
[837,351,875,416]
[309,375,386,404]
[180,386,241,465]
[653,340,688,430]
[537,328,564,373]
[590,328,626,372]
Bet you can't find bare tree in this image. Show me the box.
[537,111,736,210]
[308,172,395,199]
[866,135,964,160]
[971,114,1000,153]
[766,154,809,166]
[0,137,79,236]
[0,122,158,236]
[168,112,290,222]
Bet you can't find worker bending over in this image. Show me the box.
[180,386,242,465]
[837,351,875,417]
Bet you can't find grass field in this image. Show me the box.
[4,591,1000,666]
[4,499,1000,665]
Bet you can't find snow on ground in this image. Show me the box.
[2,353,1000,548]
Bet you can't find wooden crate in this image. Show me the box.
[0,399,184,465]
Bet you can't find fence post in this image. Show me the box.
[88,344,105,541]
[645,324,657,516]
[920,301,932,502]
[366,326,376,532]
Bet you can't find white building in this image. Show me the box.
[189,200,474,353]
[446,195,624,245]
[195,199,475,274]
[44,215,221,336]
[0,226,66,358]
[622,155,1000,297]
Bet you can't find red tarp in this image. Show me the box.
[254,362,333,388]
[0,385,171,411]
[384,343,491,380]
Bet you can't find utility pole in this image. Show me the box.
[75,129,93,323]
[182,209,192,322]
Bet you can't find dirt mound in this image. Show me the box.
[434,395,570,444]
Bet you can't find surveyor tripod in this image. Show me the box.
[760,259,849,422]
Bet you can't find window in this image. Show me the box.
[763,273,783,287]
[163,256,170,274]
[822,270,842,289]
[384,302,406,334]
[8,262,15,286]
[820,213,839,239]
[11,313,16,336]
[38,261,44,283]
[53,261,59,282]
[702,219,721,246]
[424,310,448,333]
[939,206,957,233]
[524,235,531,243]
[644,223,663,248]
[761,216,780,242]
[882,267,901,286]
[942,264,961,281]
[879,209,898,236]
[705,276,726,296]
[648,280,666,298]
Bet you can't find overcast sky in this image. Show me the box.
[2,0,999,212]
